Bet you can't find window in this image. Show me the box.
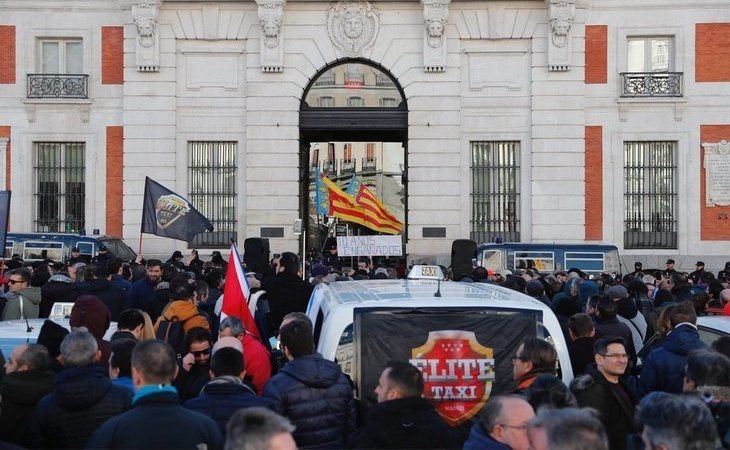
[188,142,237,248]
[23,241,64,261]
[564,252,605,273]
[348,96,364,107]
[514,252,555,272]
[40,39,83,74]
[622,37,681,97]
[627,37,672,73]
[471,141,520,243]
[379,97,397,107]
[318,96,334,107]
[34,142,85,233]
[624,141,677,249]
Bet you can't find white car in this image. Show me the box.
[0,317,118,358]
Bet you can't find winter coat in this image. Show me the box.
[568,336,596,377]
[155,300,210,335]
[174,362,210,403]
[124,277,159,316]
[347,397,461,449]
[86,389,223,450]
[184,377,275,437]
[571,364,638,450]
[462,423,511,450]
[615,297,648,352]
[69,296,113,367]
[639,323,706,395]
[263,354,356,449]
[261,272,314,332]
[241,333,272,394]
[39,278,78,318]
[1,286,42,320]
[28,364,132,449]
[0,369,55,445]
[78,279,126,321]
[109,274,132,293]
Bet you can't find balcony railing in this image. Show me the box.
[27,74,89,99]
[361,158,376,172]
[620,72,682,98]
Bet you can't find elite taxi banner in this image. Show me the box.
[141,177,214,242]
[355,307,540,427]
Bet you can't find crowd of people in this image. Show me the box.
[0,247,728,449]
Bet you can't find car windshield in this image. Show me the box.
[100,238,136,261]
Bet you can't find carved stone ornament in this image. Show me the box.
[256,0,286,72]
[132,2,160,72]
[421,0,450,72]
[545,0,575,72]
[703,140,730,207]
[327,1,380,58]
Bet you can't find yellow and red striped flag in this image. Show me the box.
[355,184,403,234]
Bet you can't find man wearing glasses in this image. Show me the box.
[570,336,638,450]
[463,395,535,450]
[1,268,41,321]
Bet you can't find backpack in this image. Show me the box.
[156,315,197,357]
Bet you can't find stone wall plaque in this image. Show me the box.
[327,1,380,58]
[703,140,730,206]
[256,0,286,73]
[132,2,160,72]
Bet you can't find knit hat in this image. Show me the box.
[312,263,329,277]
[606,285,629,300]
[69,295,111,340]
[526,280,545,297]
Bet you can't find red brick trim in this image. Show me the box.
[0,26,16,84]
[106,126,124,237]
[102,27,124,85]
[696,24,730,82]
[585,126,603,240]
[0,126,10,190]
[585,25,607,84]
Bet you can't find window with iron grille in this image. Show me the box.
[624,141,677,249]
[471,141,520,243]
[34,142,85,233]
[188,141,237,248]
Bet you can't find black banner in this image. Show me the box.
[141,177,213,242]
[355,307,539,427]
[0,191,9,256]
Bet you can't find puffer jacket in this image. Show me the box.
[263,355,356,449]
[155,300,210,334]
[639,323,706,396]
[28,364,132,449]
[0,369,55,445]
[78,279,126,321]
[1,286,42,320]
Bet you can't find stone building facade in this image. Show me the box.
[1,0,729,270]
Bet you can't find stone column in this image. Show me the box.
[256,0,286,73]
[132,1,160,72]
[421,0,450,72]
[545,0,575,72]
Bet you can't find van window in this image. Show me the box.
[100,239,136,261]
[3,241,13,258]
[335,324,354,378]
[514,251,555,272]
[480,250,502,271]
[23,241,64,261]
[76,242,94,263]
[564,252,605,272]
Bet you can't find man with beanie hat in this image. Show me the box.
[606,285,648,355]
[70,295,113,366]
[526,280,550,307]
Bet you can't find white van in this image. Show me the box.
[306,270,571,428]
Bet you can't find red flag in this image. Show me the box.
[221,242,261,339]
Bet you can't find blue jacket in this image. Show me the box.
[263,355,356,449]
[124,278,158,314]
[184,378,275,437]
[112,377,135,394]
[28,364,132,449]
[463,423,511,450]
[86,389,222,449]
[639,323,706,396]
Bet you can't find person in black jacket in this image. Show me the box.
[594,297,637,363]
[78,265,126,321]
[184,346,274,437]
[39,273,78,318]
[28,330,132,449]
[570,336,638,450]
[0,344,55,446]
[568,313,596,377]
[261,252,314,334]
[263,317,356,449]
[86,340,223,449]
[347,361,460,449]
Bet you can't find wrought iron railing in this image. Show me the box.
[361,158,376,172]
[620,72,682,98]
[340,159,355,175]
[34,142,86,233]
[27,74,89,99]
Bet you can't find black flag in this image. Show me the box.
[0,191,10,255]
[141,177,213,242]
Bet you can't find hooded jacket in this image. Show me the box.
[1,286,42,320]
[78,279,126,321]
[28,364,132,449]
[40,276,78,318]
[263,355,356,449]
[347,396,461,449]
[0,369,56,445]
[639,323,706,396]
[570,364,638,450]
[69,296,113,366]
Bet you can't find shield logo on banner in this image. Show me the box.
[410,330,495,426]
[155,194,190,229]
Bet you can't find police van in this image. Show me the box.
[305,266,571,429]
[4,232,136,263]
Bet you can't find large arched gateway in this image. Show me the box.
[299,59,408,262]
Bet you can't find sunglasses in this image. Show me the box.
[191,348,211,357]
[8,279,25,285]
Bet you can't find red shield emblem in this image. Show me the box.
[410,330,495,426]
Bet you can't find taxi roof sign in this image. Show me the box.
[407,265,445,280]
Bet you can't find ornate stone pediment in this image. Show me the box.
[256,0,286,72]
[327,1,380,58]
[545,0,575,71]
[421,0,450,72]
[132,1,160,72]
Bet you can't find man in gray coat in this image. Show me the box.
[2,268,42,320]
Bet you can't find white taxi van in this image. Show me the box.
[305,266,572,429]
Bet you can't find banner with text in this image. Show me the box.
[336,235,402,256]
